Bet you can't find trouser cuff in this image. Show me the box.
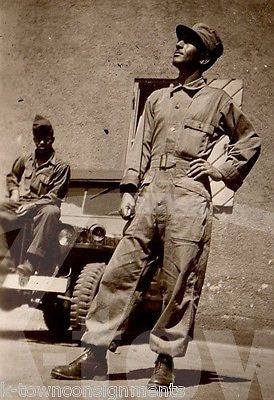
[27,248,44,258]
[84,344,108,360]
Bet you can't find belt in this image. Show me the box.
[150,154,191,170]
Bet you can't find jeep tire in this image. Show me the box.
[70,263,106,330]
[41,291,71,336]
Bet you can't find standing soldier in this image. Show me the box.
[0,115,70,285]
[52,23,261,387]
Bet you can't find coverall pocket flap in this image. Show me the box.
[184,119,215,134]
[173,177,211,201]
[178,119,215,158]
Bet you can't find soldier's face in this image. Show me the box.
[173,39,201,69]
[33,132,54,153]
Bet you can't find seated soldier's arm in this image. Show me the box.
[6,156,26,202]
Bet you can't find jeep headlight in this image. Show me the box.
[58,225,76,246]
[89,224,106,243]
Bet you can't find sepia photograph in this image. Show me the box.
[0,1,273,399]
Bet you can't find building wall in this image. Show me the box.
[0,0,273,331]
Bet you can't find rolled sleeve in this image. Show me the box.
[217,161,243,191]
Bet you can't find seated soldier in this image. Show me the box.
[0,115,70,285]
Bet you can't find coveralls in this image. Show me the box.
[0,151,70,270]
[83,76,261,357]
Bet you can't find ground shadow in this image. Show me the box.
[108,368,250,387]
[0,329,81,346]
[176,369,251,387]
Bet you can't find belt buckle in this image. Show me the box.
[160,154,168,169]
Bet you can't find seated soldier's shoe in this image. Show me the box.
[51,348,107,380]
[147,354,175,389]
[17,260,35,287]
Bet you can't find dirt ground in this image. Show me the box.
[0,0,273,338]
[0,306,273,400]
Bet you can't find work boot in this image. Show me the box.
[51,347,107,380]
[147,354,175,389]
[17,259,35,287]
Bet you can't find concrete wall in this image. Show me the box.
[0,0,273,332]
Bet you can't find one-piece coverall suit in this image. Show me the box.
[82,76,261,357]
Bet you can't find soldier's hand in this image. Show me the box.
[187,158,223,181]
[16,202,36,216]
[120,193,136,220]
[10,190,19,203]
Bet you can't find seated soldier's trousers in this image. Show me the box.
[0,200,60,271]
[83,169,213,357]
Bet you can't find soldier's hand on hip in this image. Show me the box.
[120,192,136,220]
[187,158,223,181]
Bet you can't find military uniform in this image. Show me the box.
[0,123,70,272]
[82,76,261,357]
[50,23,262,384]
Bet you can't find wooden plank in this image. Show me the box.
[2,274,69,293]
[233,90,244,108]
[222,79,243,99]
[207,78,230,89]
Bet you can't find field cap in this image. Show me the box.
[32,114,53,135]
[176,23,223,59]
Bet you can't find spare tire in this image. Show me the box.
[70,263,106,330]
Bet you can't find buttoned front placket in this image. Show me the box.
[164,85,192,155]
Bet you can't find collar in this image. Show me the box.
[29,150,56,167]
[170,76,207,94]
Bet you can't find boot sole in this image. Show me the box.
[51,370,108,381]
[147,377,175,390]
[147,383,173,389]
[51,371,82,380]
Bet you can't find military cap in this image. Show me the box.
[176,23,223,60]
[32,114,54,135]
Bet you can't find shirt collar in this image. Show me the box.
[170,76,207,94]
[30,150,56,167]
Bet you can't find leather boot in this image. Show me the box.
[51,348,107,380]
[147,354,175,388]
[17,259,35,287]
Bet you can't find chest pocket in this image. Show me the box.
[176,118,214,158]
[37,172,52,195]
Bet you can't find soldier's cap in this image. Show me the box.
[32,114,54,135]
[176,23,223,60]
